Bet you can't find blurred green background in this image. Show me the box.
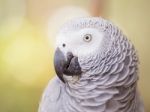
[0,0,150,112]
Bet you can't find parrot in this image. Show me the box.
[38,17,144,112]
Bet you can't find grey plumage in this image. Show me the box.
[39,17,144,112]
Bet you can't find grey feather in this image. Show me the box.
[38,77,64,112]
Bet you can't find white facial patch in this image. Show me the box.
[56,28,105,57]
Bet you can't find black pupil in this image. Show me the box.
[86,36,89,40]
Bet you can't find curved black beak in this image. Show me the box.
[54,48,82,83]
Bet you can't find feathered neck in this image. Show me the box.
[62,76,119,112]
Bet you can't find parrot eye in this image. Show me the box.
[83,34,92,42]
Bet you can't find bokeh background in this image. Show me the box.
[0,0,150,112]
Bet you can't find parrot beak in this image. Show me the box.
[54,48,82,83]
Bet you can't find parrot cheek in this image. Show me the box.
[54,48,82,83]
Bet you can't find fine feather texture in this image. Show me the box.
[39,17,144,112]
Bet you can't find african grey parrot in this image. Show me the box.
[39,17,144,112]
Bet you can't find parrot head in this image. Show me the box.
[54,17,117,83]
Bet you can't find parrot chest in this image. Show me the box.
[61,84,139,112]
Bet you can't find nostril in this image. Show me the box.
[62,43,66,47]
